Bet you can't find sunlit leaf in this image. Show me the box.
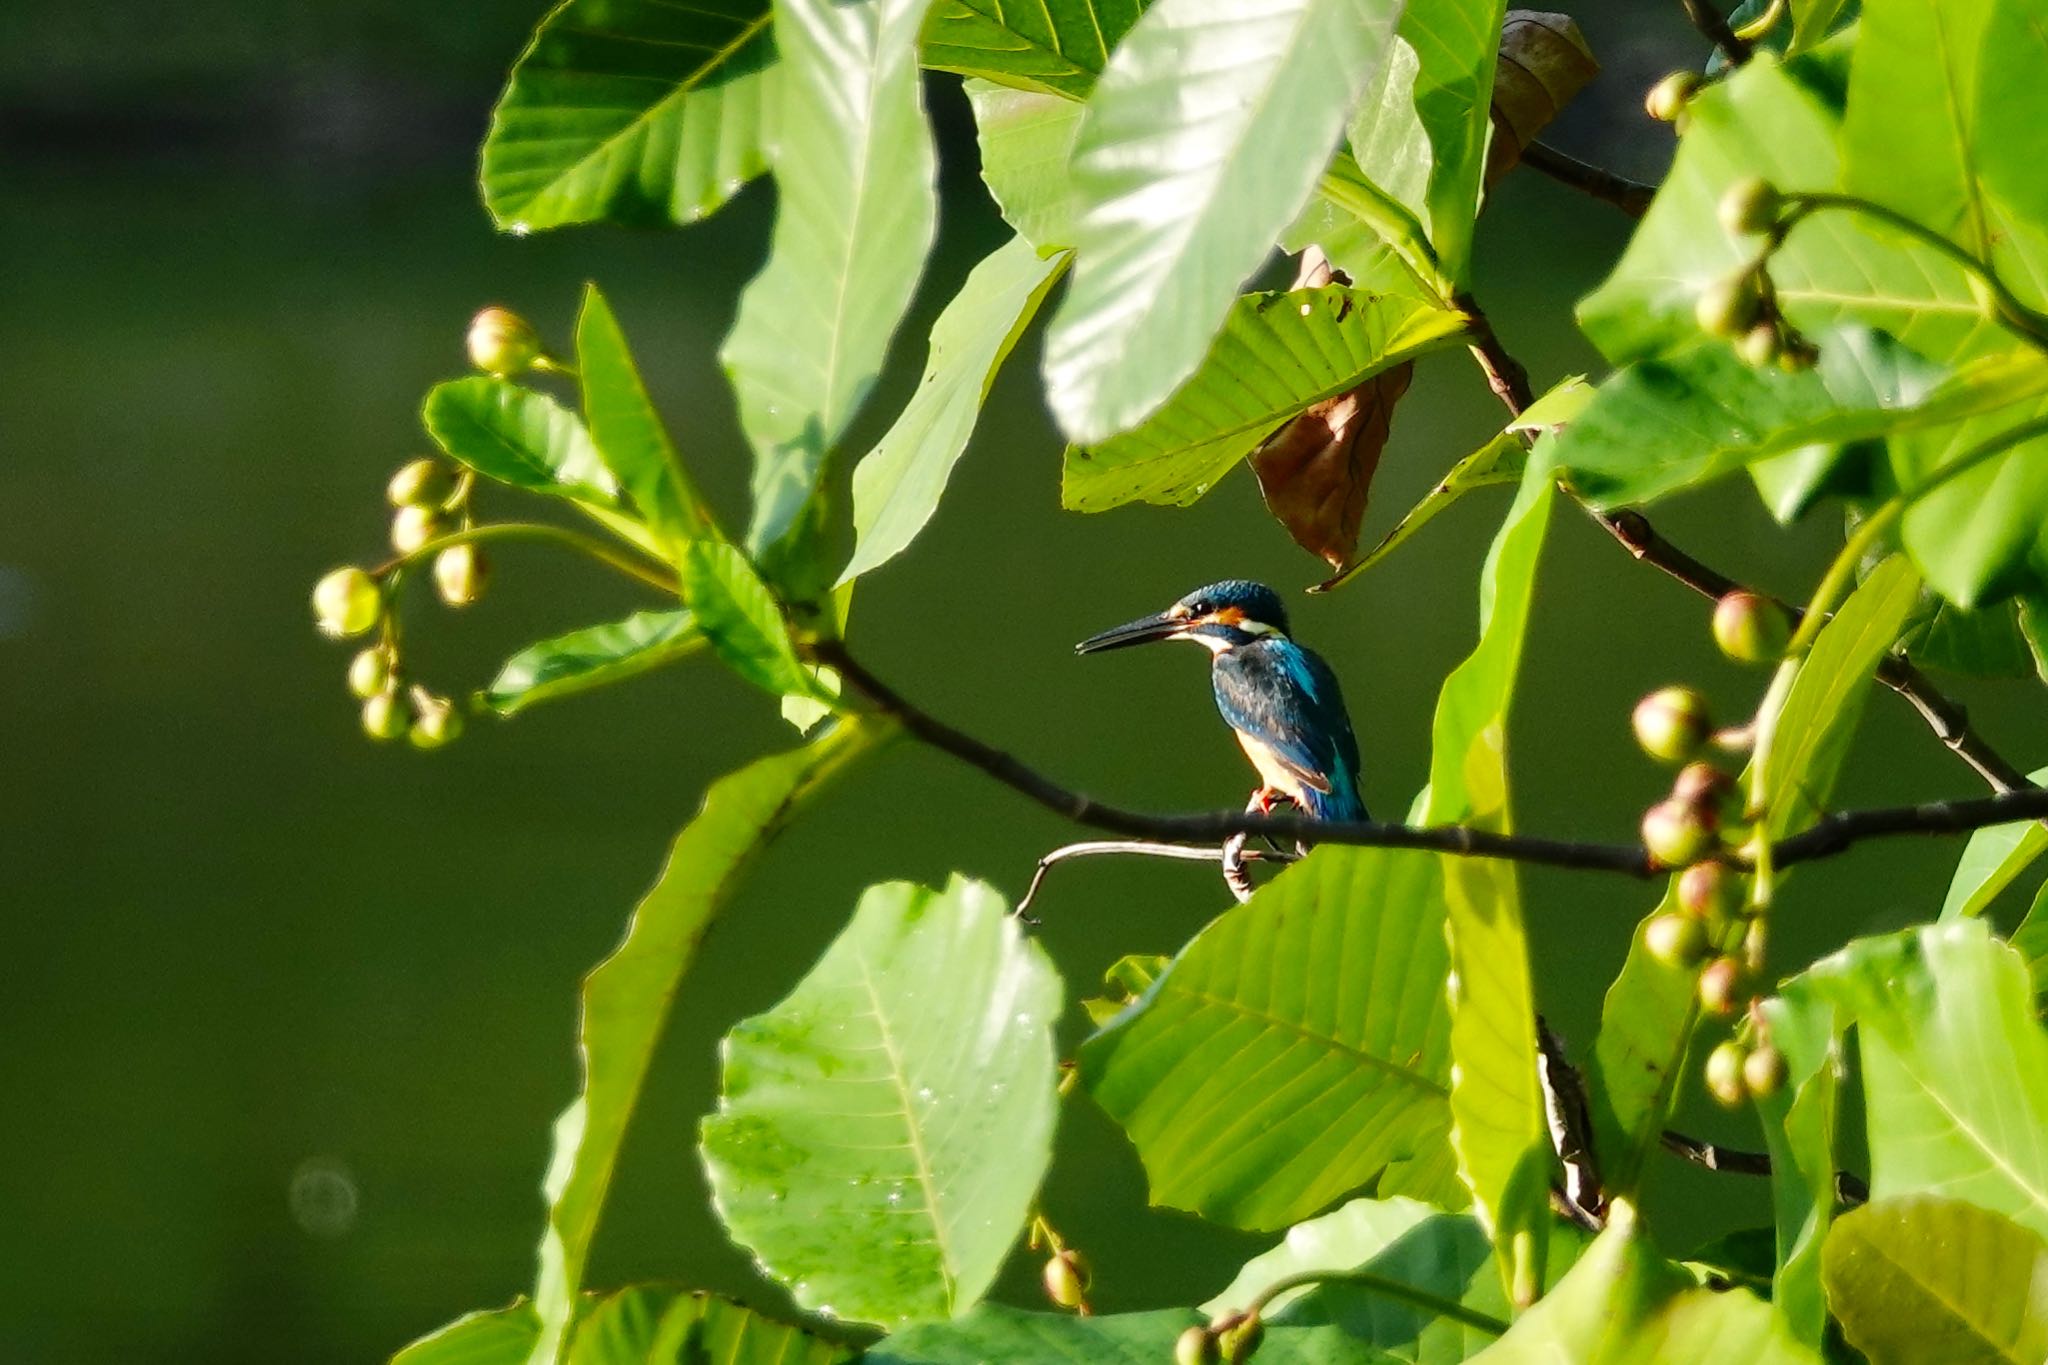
[525,722,878,1362]
[1751,554,1922,840]
[1822,1195,2048,1365]
[1906,596,2037,679]
[1468,1205,1819,1364]
[1891,396,2048,607]
[680,541,821,700]
[721,0,936,560]
[1756,963,1850,1344]
[1386,0,1510,283]
[478,0,777,233]
[1042,0,1405,442]
[393,1302,540,1365]
[576,285,717,555]
[1941,764,2048,919]
[870,1304,1370,1364]
[2016,883,2048,1000]
[1586,883,1699,1202]
[423,377,619,508]
[965,82,1085,251]
[701,877,1062,1326]
[481,609,702,718]
[1061,284,1467,511]
[920,0,1147,98]
[842,237,1072,582]
[1419,460,1557,1296]
[567,1287,854,1365]
[1079,952,1170,1029]
[1080,847,1462,1232]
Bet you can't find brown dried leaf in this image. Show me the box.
[1251,362,1413,572]
[1486,11,1600,185]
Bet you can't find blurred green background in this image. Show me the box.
[8,3,2048,1360]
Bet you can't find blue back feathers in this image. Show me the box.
[1211,635,1366,822]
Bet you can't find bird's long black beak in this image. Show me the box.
[1075,610,1182,655]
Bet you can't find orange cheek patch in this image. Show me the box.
[1211,606,1245,626]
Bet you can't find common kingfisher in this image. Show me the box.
[1075,580,1367,822]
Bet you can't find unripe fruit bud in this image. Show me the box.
[1743,1043,1788,1098]
[1042,1250,1090,1309]
[313,566,383,638]
[391,504,446,556]
[467,306,542,377]
[1176,1327,1221,1365]
[1743,914,1770,973]
[1645,913,1710,969]
[1219,1319,1264,1364]
[348,648,392,700]
[1695,273,1763,339]
[1633,687,1712,765]
[1698,955,1744,1016]
[1672,761,1735,811]
[1643,800,1718,867]
[1678,860,1739,921]
[1778,336,1819,372]
[435,544,490,606]
[1712,591,1793,664]
[409,696,465,750]
[388,458,460,510]
[361,690,410,742]
[1646,71,1700,122]
[1736,322,1782,368]
[1705,1040,1748,1108]
[1718,177,1781,236]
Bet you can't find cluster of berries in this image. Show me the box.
[1629,590,1799,1105]
[1695,178,1819,371]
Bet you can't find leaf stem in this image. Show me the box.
[1227,1267,1510,1337]
[1679,0,1752,64]
[374,522,680,595]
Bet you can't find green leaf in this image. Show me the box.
[1418,461,1556,1296]
[422,377,619,508]
[567,1288,853,1365]
[1383,0,1506,285]
[1790,0,1858,53]
[871,1303,1385,1364]
[1822,1195,2048,1365]
[1060,284,1467,511]
[1939,764,2048,919]
[1579,56,2004,369]
[920,0,1147,99]
[721,0,937,558]
[394,1303,541,1365]
[2015,882,2048,1000]
[576,285,716,555]
[1976,1,2048,246]
[1079,952,1170,1028]
[842,237,1071,582]
[1080,847,1462,1232]
[480,609,702,718]
[1751,553,1922,841]
[478,0,776,232]
[1586,884,1699,1201]
[1468,1205,1820,1364]
[525,722,878,1364]
[1906,596,2038,678]
[964,82,1085,251]
[701,877,1063,1327]
[1801,920,2048,1238]
[1548,330,2048,510]
[1756,967,1849,1345]
[679,541,820,699]
[1891,398,2048,607]
[1042,0,1406,442]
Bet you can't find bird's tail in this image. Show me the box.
[1301,782,1367,823]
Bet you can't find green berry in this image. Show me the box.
[1042,1251,1090,1309]
[347,648,392,700]
[1718,177,1782,236]
[1695,273,1763,339]
[361,690,410,742]
[1633,687,1713,765]
[409,695,465,750]
[1672,761,1735,811]
[313,566,383,639]
[1736,319,1782,367]
[1698,955,1745,1016]
[391,504,446,556]
[1642,799,1718,869]
[467,306,542,377]
[1712,591,1793,664]
[1646,71,1700,122]
[1705,1040,1749,1108]
[1218,1319,1264,1364]
[434,544,489,606]
[1645,912,1710,969]
[1743,1043,1789,1098]
[388,458,459,510]
[1677,860,1740,921]
[1176,1327,1221,1365]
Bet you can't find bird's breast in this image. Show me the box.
[1234,729,1318,804]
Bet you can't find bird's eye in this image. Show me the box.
[1186,601,1208,617]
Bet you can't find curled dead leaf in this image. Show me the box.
[1487,11,1600,185]
[1251,362,1413,573]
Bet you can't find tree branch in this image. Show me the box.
[1013,840,1297,921]
[1520,143,1656,219]
[1660,1129,1869,1204]
[1679,0,1752,64]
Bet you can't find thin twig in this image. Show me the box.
[372,521,679,595]
[1218,1267,1510,1338]
[1012,841,1297,921]
[1660,1129,1869,1204]
[1679,0,1752,64]
[1520,143,1656,219]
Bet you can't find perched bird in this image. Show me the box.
[1075,580,1366,822]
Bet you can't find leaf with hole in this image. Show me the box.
[701,877,1062,1326]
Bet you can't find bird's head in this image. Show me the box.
[1075,580,1290,657]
